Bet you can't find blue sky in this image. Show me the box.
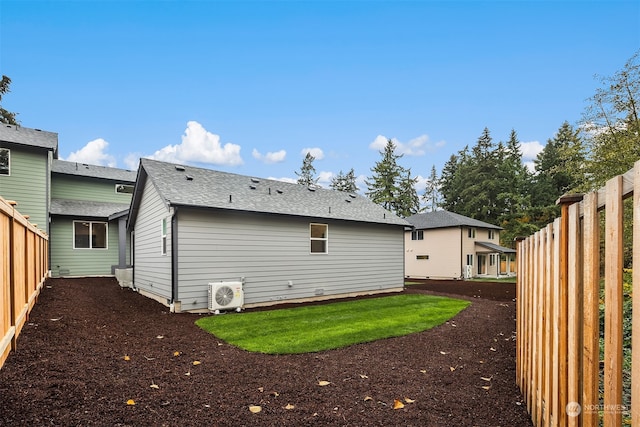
[1,1,639,192]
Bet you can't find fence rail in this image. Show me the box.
[0,196,49,369]
[516,161,639,426]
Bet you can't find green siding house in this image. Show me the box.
[0,124,58,232]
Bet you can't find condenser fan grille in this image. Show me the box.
[215,285,235,306]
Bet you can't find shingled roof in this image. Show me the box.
[0,124,58,156]
[50,199,130,218]
[130,158,409,227]
[53,159,137,182]
[405,210,502,230]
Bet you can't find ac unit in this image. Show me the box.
[208,281,244,313]
[464,265,473,279]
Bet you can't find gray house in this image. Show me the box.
[128,158,409,312]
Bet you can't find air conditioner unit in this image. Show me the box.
[208,281,244,313]
[464,265,473,279]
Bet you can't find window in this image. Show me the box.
[468,228,476,238]
[416,255,429,260]
[73,221,107,249]
[411,230,424,240]
[488,229,495,240]
[115,183,134,194]
[466,254,473,266]
[161,218,167,255]
[0,148,9,175]
[489,254,496,266]
[310,223,328,253]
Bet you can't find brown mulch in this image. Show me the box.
[0,278,533,426]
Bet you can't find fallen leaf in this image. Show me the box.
[258,387,264,392]
[173,351,180,357]
[143,356,155,361]
[185,371,191,376]
[126,399,136,405]
[359,374,368,379]
[270,391,279,397]
[49,317,63,321]
[481,377,492,382]
[156,335,164,339]
[364,396,373,402]
[150,384,159,389]
[449,366,456,372]
[482,386,491,390]
[192,361,201,365]
[393,399,405,410]
[318,380,331,386]
[284,403,295,410]
[249,405,262,413]
[420,369,427,374]
[404,397,415,403]
[123,355,130,361]
[439,351,448,355]
[490,347,496,352]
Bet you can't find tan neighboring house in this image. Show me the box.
[404,210,516,280]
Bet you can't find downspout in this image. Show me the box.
[460,226,463,279]
[170,207,179,311]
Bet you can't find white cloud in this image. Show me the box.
[301,147,324,160]
[150,121,243,166]
[268,176,298,184]
[414,174,428,193]
[65,138,117,167]
[124,153,141,170]
[252,148,287,164]
[317,171,333,186]
[369,134,442,157]
[520,140,544,173]
[355,174,368,193]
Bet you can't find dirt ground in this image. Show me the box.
[0,277,532,426]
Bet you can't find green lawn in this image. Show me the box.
[195,294,469,354]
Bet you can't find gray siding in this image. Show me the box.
[132,178,172,300]
[52,174,133,204]
[49,217,125,276]
[0,147,50,230]
[175,209,405,310]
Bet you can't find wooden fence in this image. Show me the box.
[0,196,49,369]
[516,161,639,426]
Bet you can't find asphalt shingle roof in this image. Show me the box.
[475,241,516,254]
[405,210,502,230]
[50,199,130,218]
[0,124,58,154]
[53,159,137,182]
[133,158,409,226]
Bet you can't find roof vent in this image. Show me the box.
[249,185,257,190]
[185,175,193,181]
[276,189,283,194]
[175,165,186,172]
[308,186,316,192]
[349,194,356,198]
[251,178,260,183]
[345,199,351,203]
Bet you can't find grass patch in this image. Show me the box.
[195,294,469,354]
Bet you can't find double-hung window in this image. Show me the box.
[73,221,107,249]
[0,148,9,175]
[411,230,424,240]
[310,223,328,254]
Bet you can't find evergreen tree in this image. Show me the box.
[295,152,319,186]
[422,165,440,212]
[0,75,18,125]
[365,139,403,213]
[330,168,358,192]
[395,169,420,217]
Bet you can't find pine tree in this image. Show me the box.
[422,165,440,212]
[395,169,420,217]
[295,152,319,186]
[0,75,18,125]
[365,139,403,213]
[330,168,358,192]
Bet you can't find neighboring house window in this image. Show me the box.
[411,230,424,240]
[310,223,328,253]
[468,228,476,238]
[488,229,495,240]
[0,148,9,175]
[466,254,473,266]
[489,254,496,266]
[416,255,429,260]
[73,221,107,249]
[115,184,134,194]
[161,218,167,255]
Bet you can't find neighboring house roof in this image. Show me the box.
[475,241,516,254]
[130,158,409,227]
[50,199,131,218]
[0,124,58,156]
[52,159,137,182]
[405,210,503,231]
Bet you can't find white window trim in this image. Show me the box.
[73,220,108,250]
[0,148,10,176]
[161,218,167,255]
[115,183,134,194]
[310,223,328,254]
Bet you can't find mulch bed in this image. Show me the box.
[0,277,532,426]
